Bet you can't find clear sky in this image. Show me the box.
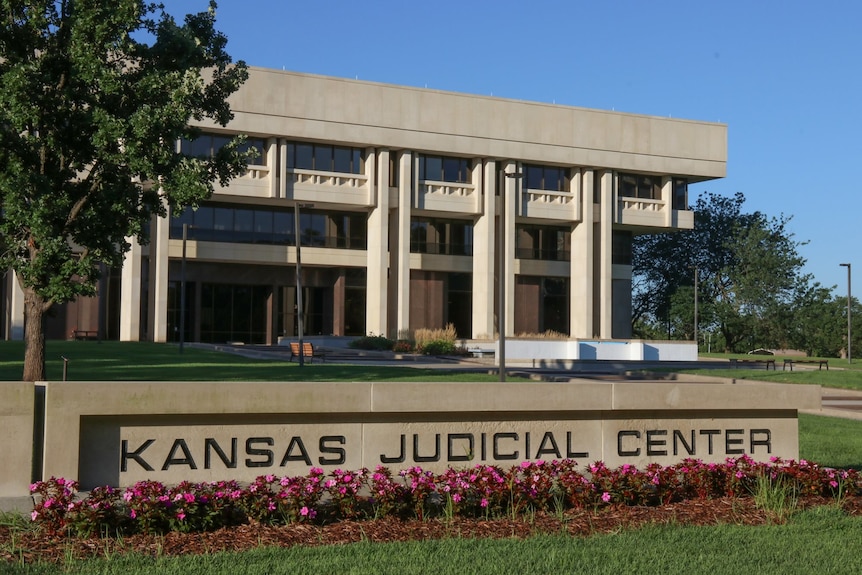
[162,0,860,292]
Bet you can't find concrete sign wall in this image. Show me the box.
[0,382,34,498]
[30,380,821,490]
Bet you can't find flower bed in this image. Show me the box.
[29,456,859,537]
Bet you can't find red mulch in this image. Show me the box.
[4,497,862,565]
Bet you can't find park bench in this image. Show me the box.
[289,341,326,363]
[72,330,99,341]
[782,359,829,371]
[729,358,776,370]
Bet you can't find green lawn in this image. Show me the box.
[9,507,862,574]
[0,341,513,382]
[5,343,862,574]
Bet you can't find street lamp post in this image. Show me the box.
[180,223,188,354]
[841,263,852,364]
[693,266,698,349]
[498,169,523,382]
[295,203,314,367]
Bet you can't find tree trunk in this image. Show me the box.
[22,287,47,382]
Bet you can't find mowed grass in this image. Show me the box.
[0,341,512,382]
[10,507,862,575]
[5,343,862,573]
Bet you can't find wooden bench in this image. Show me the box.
[289,342,325,363]
[729,358,776,370]
[783,359,829,371]
[72,330,99,341]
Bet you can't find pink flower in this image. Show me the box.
[176,510,186,521]
[601,492,611,503]
[130,509,137,519]
[30,511,38,521]
[480,498,489,508]
[300,506,311,516]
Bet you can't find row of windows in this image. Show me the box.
[171,205,367,249]
[524,164,569,192]
[180,133,267,166]
[179,134,691,208]
[285,142,364,174]
[617,173,689,210]
[418,155,471,184]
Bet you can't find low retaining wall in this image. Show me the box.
[485,339,698,362]
[24,380,821,490]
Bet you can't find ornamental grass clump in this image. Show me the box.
[28,457,862,538]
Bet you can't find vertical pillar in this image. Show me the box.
[598,171,614,339]
[571,169,594,338]
[267,137,279,198]
[395,151,412,338]
[152,208,170,343]
[501,160,518,337]
[662,176,673,227]
[119,236,142,341]
[472,160,496,338]
[366,149,389,336]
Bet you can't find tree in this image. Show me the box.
[0,1,249,381]
[633,192,810,352]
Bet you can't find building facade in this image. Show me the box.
[2,68,727,344]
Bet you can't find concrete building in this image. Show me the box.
[2,68,727,345]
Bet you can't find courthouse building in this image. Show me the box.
[2,68,727,344]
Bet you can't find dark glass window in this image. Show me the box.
[618,173,663,200]
[286,141,363,174]
[542,278,569,334]
[613,231,633,265]
[515,225,570,261]
[170,205,367,250]
[410,218,473,256]
[419,155,470,183]
[672,178,688,210]
[180,132,265,166]
[524,164,569,192]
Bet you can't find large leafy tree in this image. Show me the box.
[633,192,810,352]
[0,1,249,380]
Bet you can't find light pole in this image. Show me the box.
[693,266,698,350]
[295,203,314,366]
[498,168,522,382]
[180,223,188,354]
[841,263,852,364]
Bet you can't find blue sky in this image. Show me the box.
[163,0,860,292]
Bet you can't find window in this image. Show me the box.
[524,164,569,192]
[618,173,663,200]
[180,132,265,165]
[613,231,633,265]
[286,141,363,174]
[419,154,471,184]
[410,218,473,255]
[516,225,570,261]
[171,205,367,249]
[672,178,688,210]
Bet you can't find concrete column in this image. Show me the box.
[662,176,673,227]
[366,149,389,335]
[267,137,278,198]
[395,151,412,339]
[472,160,496,339]
[501,160,518,337]
[152,207,170,343]
[119,236,143,341]
[598,171,614,338]
[5,274,24,340]
[571,169,594,338]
